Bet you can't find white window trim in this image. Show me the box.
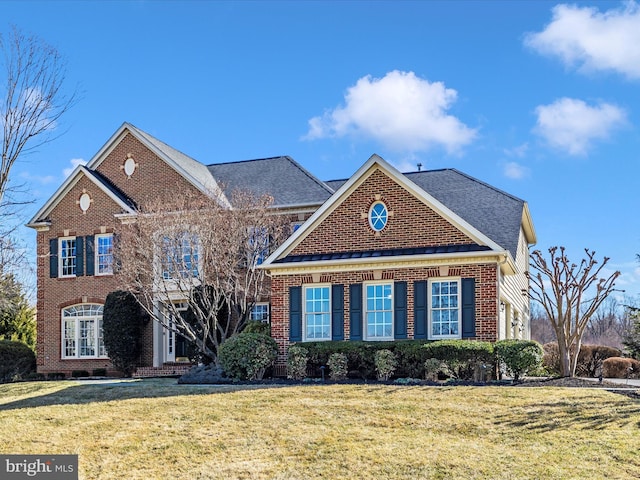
[303,284,332,342]
[368,201,388,232]
[428,277,462,340]
[61,304,108,359]
[95,233,114,276]
[250,303,270,323]
[363,281,394,341]
[155,231,202,284]
[59,236,77,278]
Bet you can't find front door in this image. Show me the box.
[164,306,191,363]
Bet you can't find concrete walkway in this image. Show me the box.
[581,377,640,387]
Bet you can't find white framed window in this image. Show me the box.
[61,304,107,359]
[365,282,393,340]
[161,232,200,280]
[248,226,269,266]
[369,201,388,232]
[304,285,331,340]
[59,237,77,277]
[429,278,461,339]
[96,234,114,275]
[250,303,270,322]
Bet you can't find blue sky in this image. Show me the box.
[3,1,640,299]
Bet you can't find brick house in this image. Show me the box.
[27,122,535,377]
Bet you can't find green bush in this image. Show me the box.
[218,333,278,380]
[0,340,36,383]
[47,372,65,380]
[287,344,309,380]
[424,358,444,381]
[393,341,432,378]
[71,370,90,378]
[375,349,397,381]
[327,352,348,380]
[242,320,271,336]
[602,357,640,378]
[422,340,494,380]
[103,290,147,376]
[495,340,543,382]
[92,368,107,377]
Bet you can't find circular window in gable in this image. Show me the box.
[369,201,388,232]
[79,192,91,213]
[123,156,137,177]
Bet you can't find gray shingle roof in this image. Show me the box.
[403,169,524,257]
[207,156,334,208]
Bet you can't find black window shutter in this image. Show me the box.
[49,239,58,278]
[413,280,427,339]
[461,278,476,338]
[289,286,302,342]
[75,236,84,276]
[349,283,362,341]
[85,235,95,276]
[394,281,407,339]
[331,284,344,341]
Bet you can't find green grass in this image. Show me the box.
[1,379,639,479]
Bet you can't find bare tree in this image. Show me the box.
[0,25,76,207]
[117,187,289,364]
[528,247,621,377]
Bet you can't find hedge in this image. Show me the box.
[0,340,36,383]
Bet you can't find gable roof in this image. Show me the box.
[264,154,523,270]
[207,156,334,208]
[26,165,137,227]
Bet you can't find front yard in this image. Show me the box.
[1,379,639,479]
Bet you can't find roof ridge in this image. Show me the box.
[445,168,525,204]
[206,156,287,166]
[126,123,201,165]
[281,155,335,195]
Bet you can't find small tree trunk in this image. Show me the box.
[557,341,572,377]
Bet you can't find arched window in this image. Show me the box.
[61,304,107,359]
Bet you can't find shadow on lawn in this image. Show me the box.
[0,379,289,411]
[494,395,640,431]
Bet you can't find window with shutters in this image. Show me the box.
[95,234,114,275]
[429,278,461,339]
[364,282,393,340]
[250,303,270,323]
[304,285,331,340]
[59,237,77,277]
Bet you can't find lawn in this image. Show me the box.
[0,379,639,480]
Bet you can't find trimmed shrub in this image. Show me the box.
[71,370,90,378]
[375,349,397,381]
[218,333,278,380]
[542,342,561,376]
[424,358,444,381]
[495,340,543,382]
[576,344,621,378]
[393,341,432,378]
[422,340,494,380]
[242,320,270,336]
[92,368,107,377]
[602,357,640,378]
[47,372,65,380]
[327,352,348,380]
[103,290,147,377]
[287,344,309,380]
[0,340,36,383]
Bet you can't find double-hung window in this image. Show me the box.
[59,237,77,277]
[62,304,107,359]
[161,233,199,280]
[248,227,269,266]
[96,234,114,275]
[429,279,461,339]
[304,285,331,340]
[250,303,270,323]
[365,283,393,340]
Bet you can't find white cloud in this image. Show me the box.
[533,98,626,155]
[503,143,529,158]
[19,171,56,185]
[304,70,477,154]
[525,1,640,79]
[63,158,87,177]
[503,162,529,180]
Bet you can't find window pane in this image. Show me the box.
[304,287,330,340]
[430,280,460,339]
[365,283,393,339]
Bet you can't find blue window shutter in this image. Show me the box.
[331,284,344,341]
[461,278,476,338]
[49,239,58,278]
[413,280,427,339]
[76,236,84,276]
[85,235,95,276]
[289,286,302,342]
[349,283,362,341]
[394,281,407,339]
